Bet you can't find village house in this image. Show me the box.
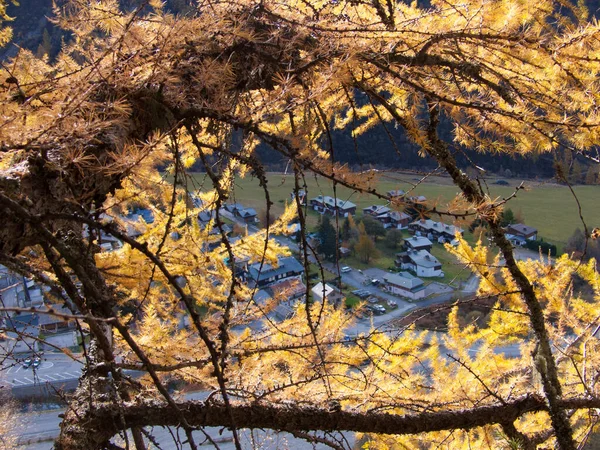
[409,219,463,243]
[363,205,391,217]
[251,286,301,323]
[269,278,307,301]
[403,235,433,252]
[383,272,426,300]
[363,205,393,228]
[387,189,405,198]
[339,246,351,258]
[248,256,305,288]
[198,209,215,224]
[0,268,45,310]
[0,266,77,352]
[389,211,411,229]
[309,195,356,217]
[196,209,233,239]
[395,249,443,277]
[235,207,258,224]
[363,205,411,229]
[506,223,538,244]
[118,208,155,238]
[224,203,245,214]
[290,189,307,205]
[311,282,345,306]
[38,303,77,334]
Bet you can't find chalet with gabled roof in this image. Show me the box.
[383,272,426,300]
[309,195,356,217]
[387,189,405,198]
[248,256,305,288]
[389,211,411,229]
[395,249,443,277]
[409,219,463,243]
[290,189,307,205]
[363,205,391,217]
[311,282,345,305]
[404,235,433,252]
[506,223,538,241]
[363,205,411,229]
[235,207,258,224]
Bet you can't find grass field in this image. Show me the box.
[184,171,600,250]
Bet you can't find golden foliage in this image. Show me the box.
[1,0,600,448]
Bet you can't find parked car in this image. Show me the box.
[371,279,380,286]
[351,290,371,299]
[22,358,32,369]
[32,357,41,368]
[373,304,386,314]
[366,304,386,315]
[342,336,356,346]
[387,299,398,309]
[367,296,379,304]
[495,179,509,185]
[341,266,352,273]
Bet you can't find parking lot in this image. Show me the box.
[0,354,83,388]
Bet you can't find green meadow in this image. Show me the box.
[185,171,600,250]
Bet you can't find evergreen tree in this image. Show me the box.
[384,228,403,249]
[341,216,352,241]
[500,208,515,227]
[585,165,598,185]
[41,28,52,56]
[317,215,338,260]
[360,215,386,240]
[571,159,584,184]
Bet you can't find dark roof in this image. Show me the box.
[9,313,39,330]
[384,272,425,291]
[249,257,304,282]
[128,208,154,223]
[311,196,356,210]
[239,208,257,217]
[268,279,306,299]
[406,236,433,248]
[508,223,537,235]
[363,205,391,215]
[226,203,244,212]
[38,304,76,326]
[389,211,411,221]
[387,189,405,197]
[190,195,204,208]
[198,210,214,222]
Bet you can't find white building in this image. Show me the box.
[311,282,345,305]
[383,272,426,300]
[396,249,443,278]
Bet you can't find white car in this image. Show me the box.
[341,266,352,273]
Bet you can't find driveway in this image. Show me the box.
[513,247,553,263]
[424,282,453,296]
[461,274,480,293]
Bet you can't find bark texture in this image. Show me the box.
[54,394,600,450]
